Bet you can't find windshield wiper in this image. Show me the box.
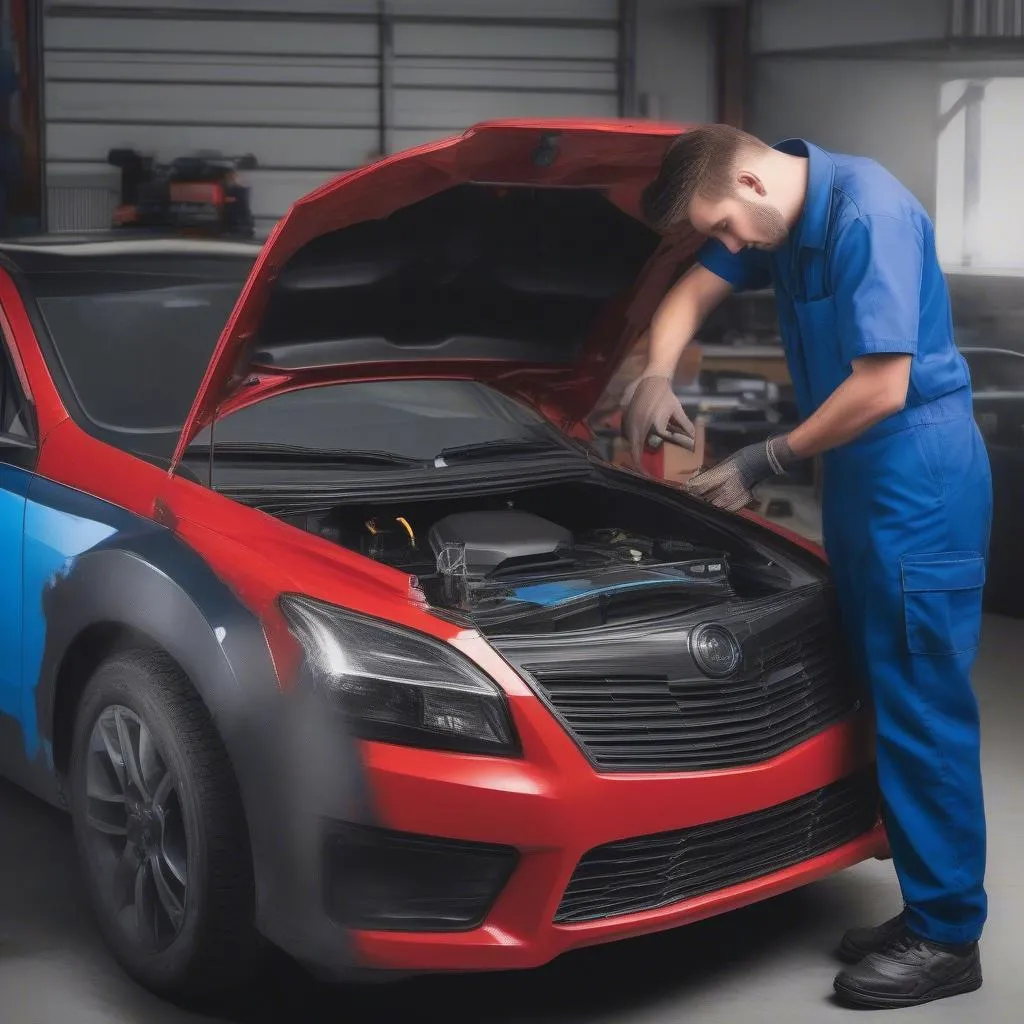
[435,438,565,462]
[187,441,424,466]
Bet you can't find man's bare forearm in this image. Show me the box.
[644,264,734,377]
[785,354,912,459]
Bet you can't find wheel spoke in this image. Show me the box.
[112,845,143,911]
[151,771,174,810]
[160,826,187,886]
[114,708,149,801]
[133,858,157,947]
[138,727,164,799]
[86,811,128,837]
[87,783,126,805]
[150,852,184,931]
[96,714,126,791]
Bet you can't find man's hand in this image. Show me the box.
[686,435,800,511]
[618,264,733,471]
[621,374,696,465]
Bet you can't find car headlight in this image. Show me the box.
[278,595,520,757]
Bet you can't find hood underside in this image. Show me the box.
[170,119,701,471]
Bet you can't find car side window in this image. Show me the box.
[1,336,31,439]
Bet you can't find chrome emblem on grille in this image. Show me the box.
[688,623,742,678]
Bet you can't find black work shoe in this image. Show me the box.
[833,932,983,1009]
[836,911,907,963]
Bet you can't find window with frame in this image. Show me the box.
[936,76,1024,271]
[1,337,31,440]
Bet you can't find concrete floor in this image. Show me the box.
[1,614,1021,1024]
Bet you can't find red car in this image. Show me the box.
[0,120,886,1003]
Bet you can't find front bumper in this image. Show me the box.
[339,709,883,975]
[249,591,883,980]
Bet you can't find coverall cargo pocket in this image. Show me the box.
[900,551,986,656]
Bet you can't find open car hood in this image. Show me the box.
[170,119,701,471]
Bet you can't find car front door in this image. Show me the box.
[0,330,35,756]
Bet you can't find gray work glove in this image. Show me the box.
[621,373,696,467]
[685,435,800,512]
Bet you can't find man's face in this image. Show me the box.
[688,177,789,254]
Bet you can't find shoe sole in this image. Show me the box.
[833,971,983,1009]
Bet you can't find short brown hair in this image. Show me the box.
[641,124,770,230]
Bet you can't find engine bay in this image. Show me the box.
[288,499,739,631]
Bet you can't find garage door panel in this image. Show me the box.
[394,23,619,59]
[389,0,617,19]
[393,59,615,92]
[45,16,378,57]
[47,122,376,172]
[46,0,379,13]
[240,169,343,220]
[46,52,380,88]
[47,81,380,129]
[55,0,617,17]
[394,87,616,127]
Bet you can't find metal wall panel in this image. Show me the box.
[394,87,615,127]
[387,0,618,17]
[45,16,380,55]
[393,22,618,59]
[45,52,381,87]
[44,0,380,12]
[949,0,1024,38]
[392,59,616,93]
[750,0,948,53]
[390,14,620,150]
[48,81,381,128]
[47,123,380,172]
[48,0,617,15]
[42,1,622,233]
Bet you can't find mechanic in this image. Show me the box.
[623,124,992,1010]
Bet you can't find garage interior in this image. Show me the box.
[0,0,1021,1021]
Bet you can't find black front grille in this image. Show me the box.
[555,770,878,924]
[522,588,861,772]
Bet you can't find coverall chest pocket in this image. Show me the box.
[900,551,987,656]
[792,295,844,407]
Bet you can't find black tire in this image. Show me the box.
[69,648,260,1002]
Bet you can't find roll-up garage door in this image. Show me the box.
[42,0,623,235]
[386,1,621,154]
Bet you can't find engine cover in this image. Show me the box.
[428,510,573,577]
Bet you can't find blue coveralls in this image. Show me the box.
[698,139,992,947]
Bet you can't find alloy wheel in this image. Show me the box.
[83,705,188,952]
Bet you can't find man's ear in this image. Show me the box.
[737,170,767,197]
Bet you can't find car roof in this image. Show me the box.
[0,233,261,277]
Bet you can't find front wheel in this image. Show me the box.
[69,649,260,1002]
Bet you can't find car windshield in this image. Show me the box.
[29,264,566,463]
[189,379,564,464]
[33,268,250,434]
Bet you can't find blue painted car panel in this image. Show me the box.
[0,463,30,738]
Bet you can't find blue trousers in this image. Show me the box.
[822,403,992,946]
